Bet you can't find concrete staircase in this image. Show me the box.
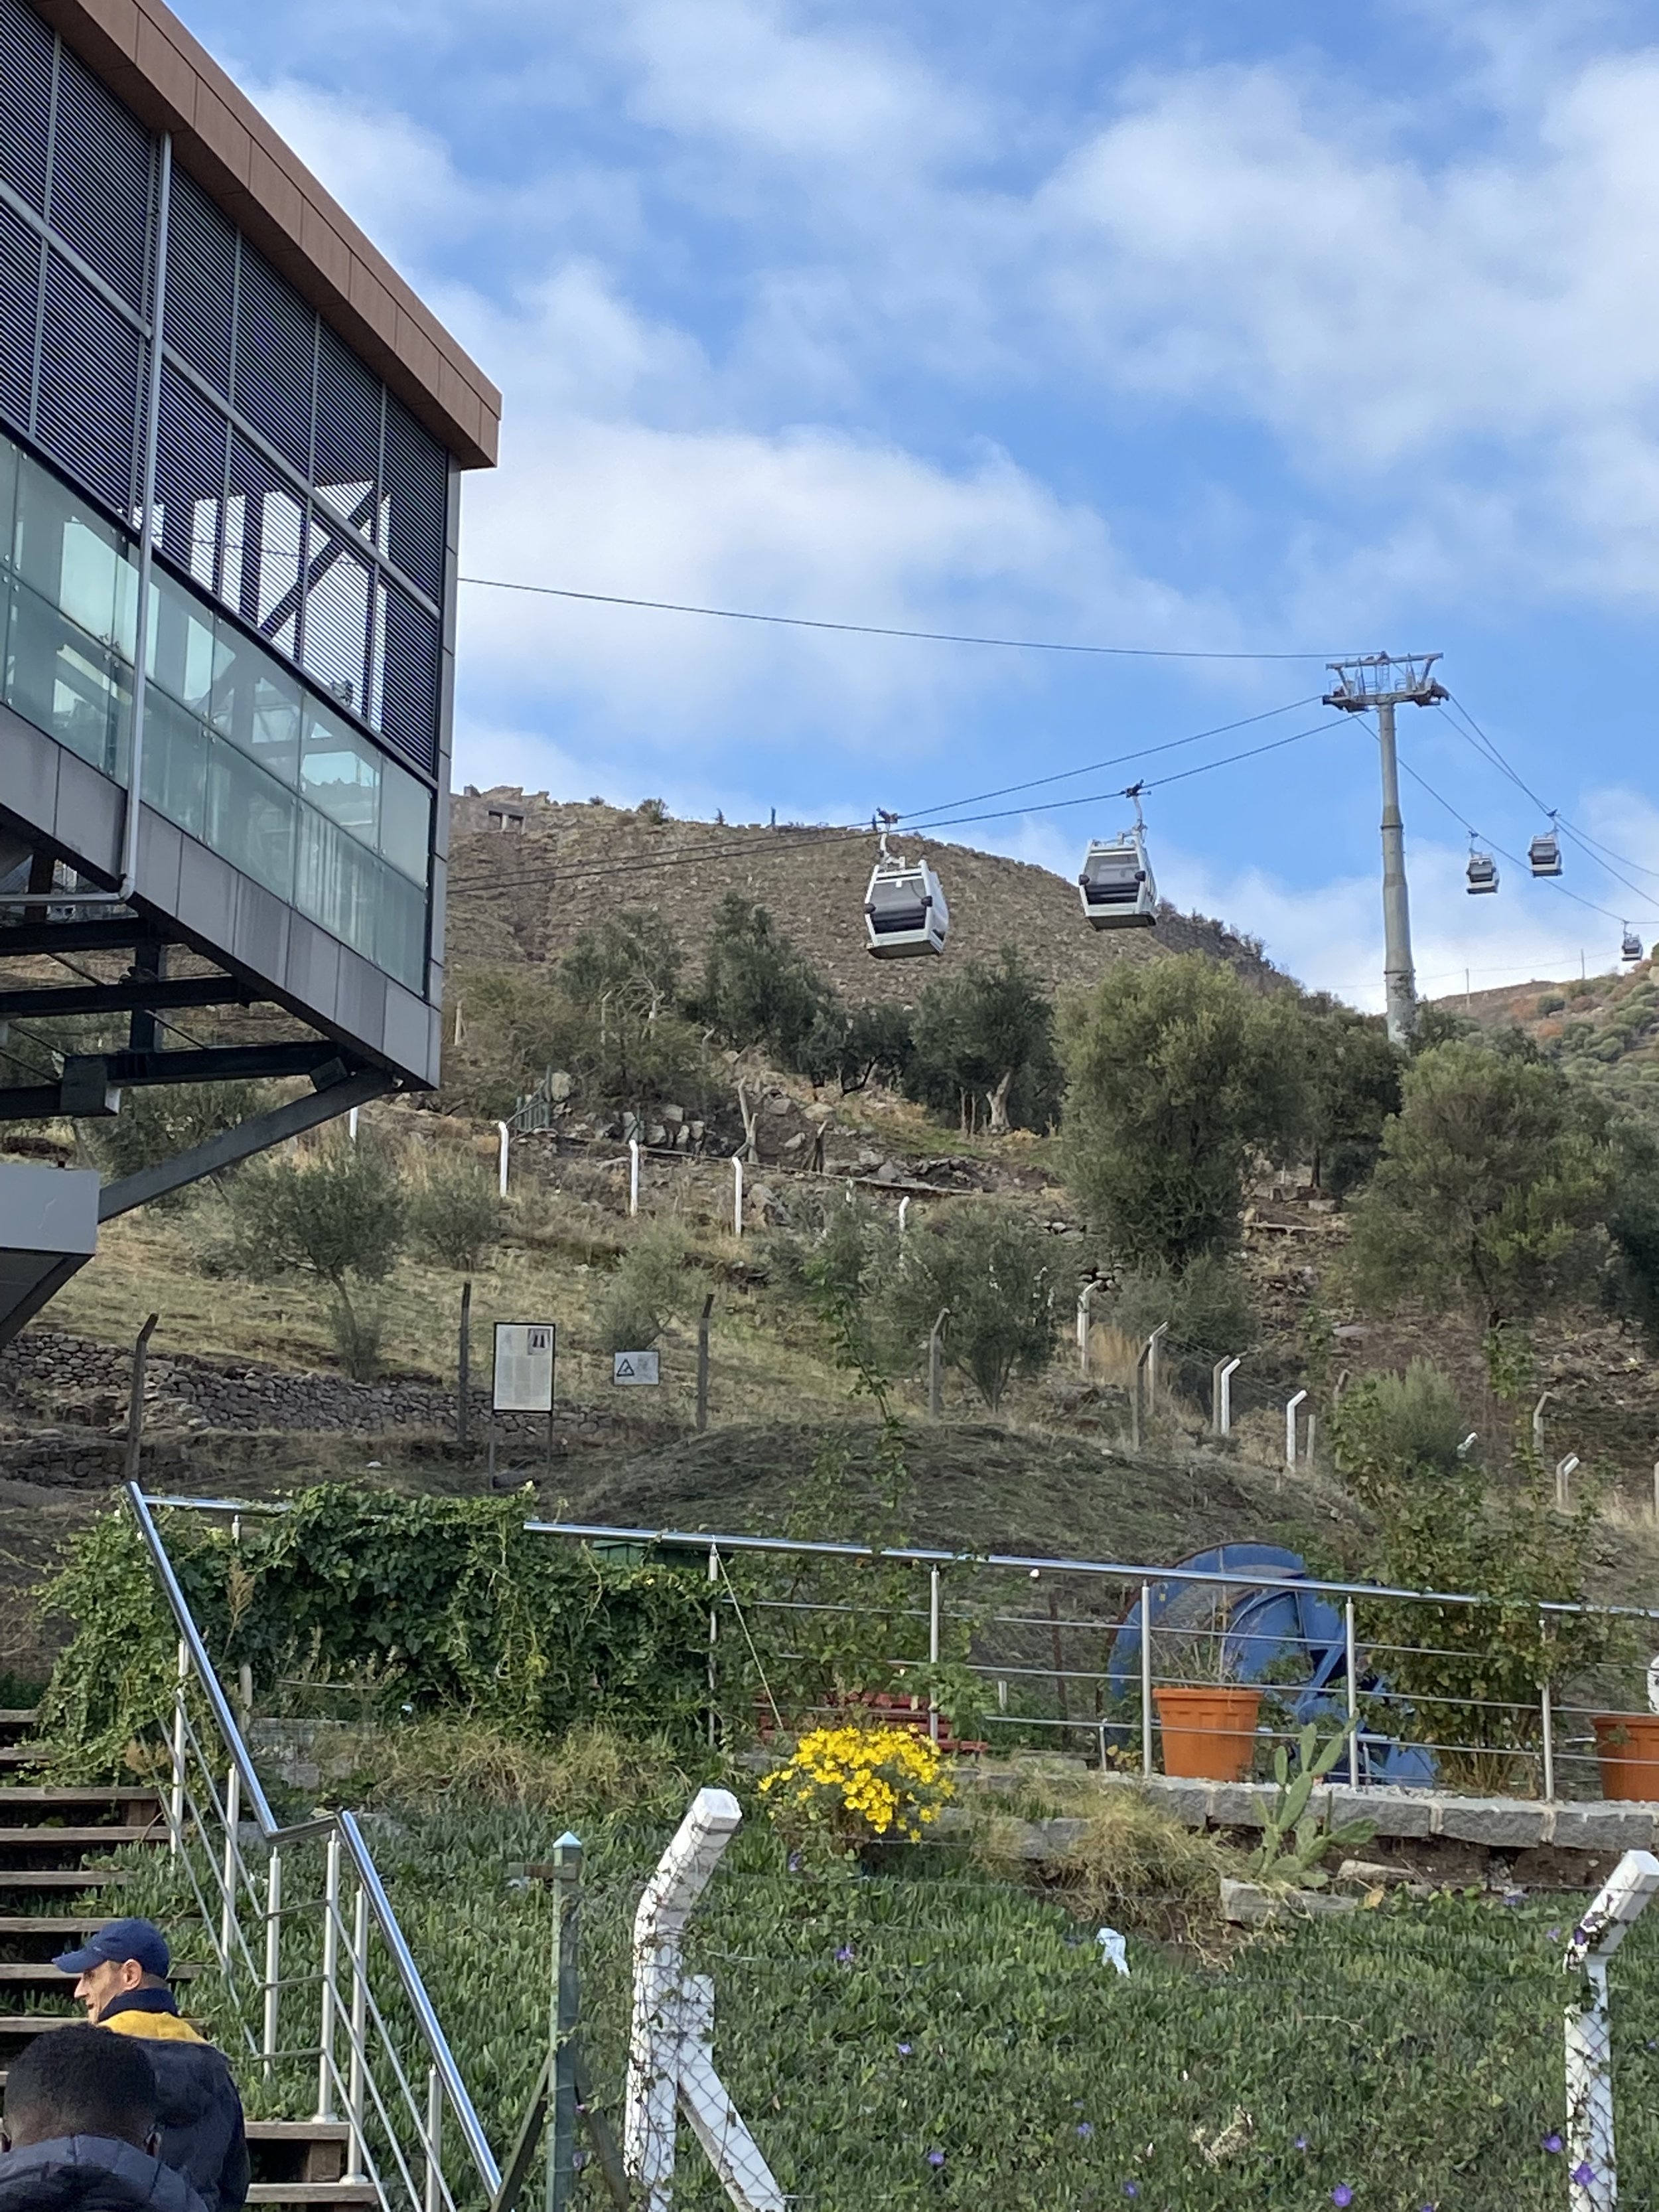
[0,1710,376,2207]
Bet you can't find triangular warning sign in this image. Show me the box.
[616,1357,635,1376]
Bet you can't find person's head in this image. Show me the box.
[52,1919,171,2026]
[3,2025,159,2152]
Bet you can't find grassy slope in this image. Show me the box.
[108,1785,1659,2212]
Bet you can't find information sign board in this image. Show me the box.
[613,1351,661,1386]
[493,1322,555,1412]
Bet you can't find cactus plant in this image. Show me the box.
[1244,1722,1376,1887]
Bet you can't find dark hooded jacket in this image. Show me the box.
[0,2134,210,2212]
[99,1998,248,2212]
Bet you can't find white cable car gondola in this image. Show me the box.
[1529,822,1563,877]
[863,827,949,959]
[1623,926,1644,964]
[1466,848,1498,896]
[1078,792,1157,930]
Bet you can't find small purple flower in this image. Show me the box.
[1542,2134,1563,2154]
[897,2041,912,2057]
[1333,2189,1354,2209]
[926,2150,945,2170]
[834,1944,855,1966]
[787,1851,803,1873]
[1546,1927,1562,1941]
[1076,2122,1094,2139]
[1571,2165,1595,2188]
[1295,2136,1310,2152]
[1121,2187,1139,2200]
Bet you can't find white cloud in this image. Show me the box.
[610,0,981,170]
[1031,52,1659,488]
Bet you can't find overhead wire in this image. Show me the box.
[1435,697,1659,924]
[457,573,1344,662]
[1390,745,1657,928]
[447,695,1343,901]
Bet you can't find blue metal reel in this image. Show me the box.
[1106,1544,1435,1788]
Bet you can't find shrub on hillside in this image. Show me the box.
[878,1201,1057,1409]
[1297,995,1402,1196]
[1330,1363,1620,1791]
[593,1220,700,1353]
[407,1146,502,1271]
[697,893,837,1066]
[77,1079,271,1203]
[222,1132,406,1379]
[1108,1254,1256,1367]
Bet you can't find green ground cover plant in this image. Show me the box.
[104,1777,1659,2212]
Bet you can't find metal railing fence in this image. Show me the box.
[124,1485,500,2212]
[137,1489,1659,1803]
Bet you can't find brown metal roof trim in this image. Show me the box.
[34,0,501,469]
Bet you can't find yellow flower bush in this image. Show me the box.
[758,1722,954,1849]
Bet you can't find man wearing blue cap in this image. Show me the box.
[54,1919,247,2212]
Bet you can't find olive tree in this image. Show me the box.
[1060,954,1305,1270]
[1344,1039,1613,1379]
[879,1201,1057,1410]
[226,1132,407,1378]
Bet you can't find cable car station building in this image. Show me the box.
[0,0,499,1337]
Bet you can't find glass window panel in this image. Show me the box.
[296,803,379,958]
[378,759,431,883]
[137,684,210,840]
[145,563,216,717]
[204,731,297,902]
[4,566,127,774]
[301,698,380,845]
[12,459,128,650]
[208,615,301,788]
[376,864,426,990]
[0,435,18,564]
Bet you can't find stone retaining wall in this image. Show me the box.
[0,1328,646,1447]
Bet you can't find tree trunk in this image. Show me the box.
[735,1078,760,1161]
[986,1069,1014,1136]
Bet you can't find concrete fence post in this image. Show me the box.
[1564,1852,1659,2211]
[1212,1355,1241,1437]
[1284,1390,1308,1485]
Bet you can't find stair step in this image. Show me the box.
[0,1870,130,1891]
[246,2124,352,2146]
[0,1827,167,1848]
[0,1714,39,1729]
[246,2187,378,2206]
[0,1749,46,1767]
[0,1960,200,1982]
[0,1788,163,1809]
[0,1918,106,1936]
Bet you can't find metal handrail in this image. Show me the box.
[121,1483,502,2203]
[137,1491,1659,1619]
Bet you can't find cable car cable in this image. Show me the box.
[457,574,1348,662]
[445,695,1333,900]
[1391,749,1659,927]
[448,713,1348,899]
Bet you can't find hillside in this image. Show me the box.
[447,788,1281,1004]
[1433,958,1659,1117]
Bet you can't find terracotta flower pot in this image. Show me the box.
[1591,1714,1659,1801]
[1154,1686,1263,1782]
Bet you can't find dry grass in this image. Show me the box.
[338,1717,701,1820]
[969,1777,1239,1956]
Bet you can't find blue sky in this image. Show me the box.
[179,0,1659,1005]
